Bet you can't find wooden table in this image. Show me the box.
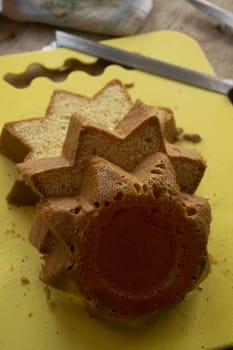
[0,0,232,77]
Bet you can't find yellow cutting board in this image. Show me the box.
[0,31,233,350]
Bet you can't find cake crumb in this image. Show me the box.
[124,82,135,89]
[28,312,33,318]
[183,133,202,143]
[209,255,218,265]
[20,276,30,285]
[176,127,183,136]
[44,285,51,302]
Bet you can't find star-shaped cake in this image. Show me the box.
[30,153,211,317]
[15,95,211,317]
[0,79,179,204]
[18,100,205,199]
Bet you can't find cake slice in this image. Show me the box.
[0,80,179,204]
[30,153,211,317]
[0,80,133,162]
[17,100,205,199]
[19,97,210,318]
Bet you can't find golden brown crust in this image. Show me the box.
[18,101,205,199]
[0,120,34,163]
[0,79,211,317]
[166,143,206,193]
[7,173,38,205]
[21,96,211,317]
[18,102,168,198]
[30,154,210,317]
[0,81,180,205]
[0,80,135,204]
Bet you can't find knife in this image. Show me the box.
[186,0,233,29]
[56,31,233,104]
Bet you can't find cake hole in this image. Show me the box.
[94,201,100,208]
[133,183,141,193]
[70,206,81,215]
[152,185,161,198]
[67,263,74,271]
[145,137,153,143]
[186,207,197,216]
[151,168,163,175]
[70,244,75,252]
[156,162,165,169]
[142,184,149,193]
[113,191,124,201]
[104,201,110,207]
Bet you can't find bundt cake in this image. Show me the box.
[30,153,211,317]
[17,99,211,318]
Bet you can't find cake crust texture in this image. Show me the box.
[0,80,179,205]
[19,99,211,317]
[0,80,211,317]
[17,100,205,200]
[31,153,210,317]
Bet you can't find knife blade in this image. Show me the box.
[186,0,233,29]
[56,30,233,104]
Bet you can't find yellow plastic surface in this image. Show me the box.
[0,31,233,350]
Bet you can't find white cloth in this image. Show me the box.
[2,0,153,36]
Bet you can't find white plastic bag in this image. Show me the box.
[1,0,153,36]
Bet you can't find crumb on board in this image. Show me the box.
[20,276,30,285]
[209,254,218,265]
[5,228,15,235]
[28,312,33,318]
[21,256,29,262]
[124,82,135,88]
[44,285,51,302]
[183,133,202,143]
[176,127,183,136]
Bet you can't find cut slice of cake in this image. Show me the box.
[0,80,179,204]
[17,100,205,199]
